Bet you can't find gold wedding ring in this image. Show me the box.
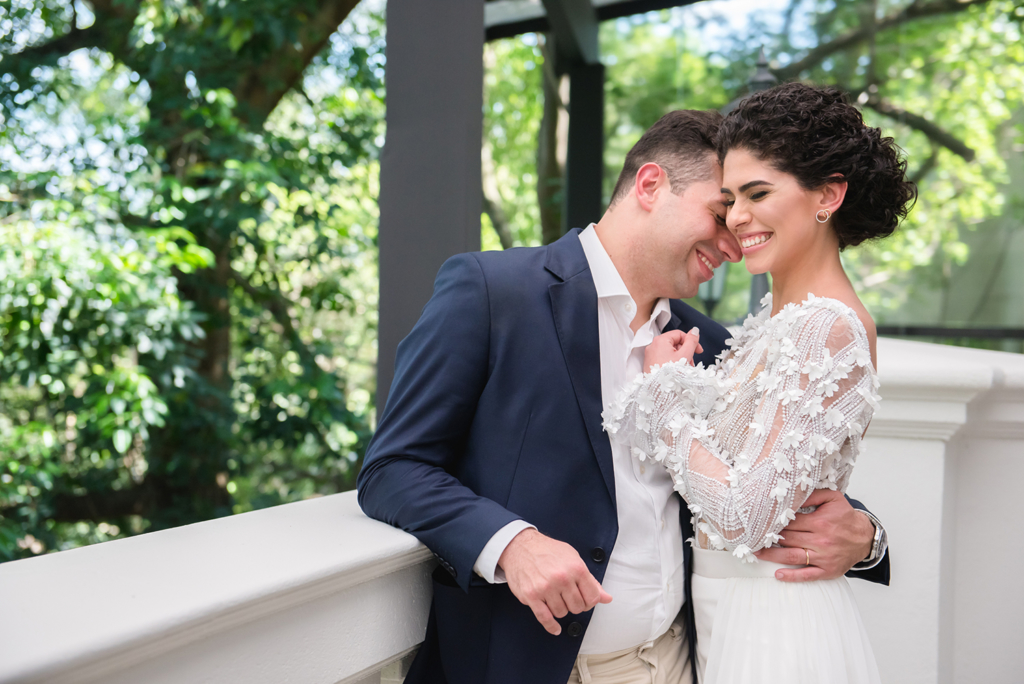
[804,548,811,566]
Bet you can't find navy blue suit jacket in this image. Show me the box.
[357,230,889,684]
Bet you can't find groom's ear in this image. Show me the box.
[634,163,665,212]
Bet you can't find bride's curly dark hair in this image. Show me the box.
[717,82,917,249]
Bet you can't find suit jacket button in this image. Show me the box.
[567,622,583,638]
[590,547,606,563]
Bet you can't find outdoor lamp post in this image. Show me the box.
[698,262,730,320]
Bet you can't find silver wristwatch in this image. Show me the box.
[850,510,888,571]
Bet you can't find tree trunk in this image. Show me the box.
[482,138,514,249]
[538,36,567,245]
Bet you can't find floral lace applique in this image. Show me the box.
[603,295,881,563]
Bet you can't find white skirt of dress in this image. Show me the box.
[691,547,882,684]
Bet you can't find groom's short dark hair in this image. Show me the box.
[609,109,723,206]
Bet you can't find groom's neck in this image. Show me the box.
[593,217,659,332]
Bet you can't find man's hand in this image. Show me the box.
[754,489,874,581]
[498,528,612,635]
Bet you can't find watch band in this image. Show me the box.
[850,509,888,571]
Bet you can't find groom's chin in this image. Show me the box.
[677,285,700,300]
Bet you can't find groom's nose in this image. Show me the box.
[717,226,742,263]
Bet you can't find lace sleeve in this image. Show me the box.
[605,303,880,562]
[602,360,732,461]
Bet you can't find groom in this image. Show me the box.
[357,109,889,684]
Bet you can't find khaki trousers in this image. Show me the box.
[566,620,691,684]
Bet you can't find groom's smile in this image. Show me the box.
[695,248,720,281]
[657,174,739,299]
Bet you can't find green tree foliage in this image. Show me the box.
[484,1,1024,323]
[0,0,383,561]
[482,36,546,250]
[0,217,207,558]
[756,0,1024,318]
[3,0,1021,562]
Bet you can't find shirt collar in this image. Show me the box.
[578,225,630,300]
[579,225,673,332]
[650,297,673,333]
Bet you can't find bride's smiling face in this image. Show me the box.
[721,148,839,275]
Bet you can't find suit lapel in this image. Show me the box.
[546,231,616,504]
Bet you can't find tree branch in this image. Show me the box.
[3,0,140,68]
[781,0,801,40]
[862,95,976,161]
[3,25,104,65]
[538,35,566,246]
[810,0,977,164]
[232,0,362,128]
[482,139,514,249]
[539,37,568,113]
[229,267,318,370]
[229,267,358,458]
[482,196,514,250]
[775,0,994,80]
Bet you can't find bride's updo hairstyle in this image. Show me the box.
[716,82,916,249]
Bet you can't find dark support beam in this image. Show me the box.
[377,0,484,409]
[541,0,599,65]
[538,0,602,236]
[595,0,704,21]
[565,61,605,232]
[485,0,707,42]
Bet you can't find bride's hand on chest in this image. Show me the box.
[643,328,703,373]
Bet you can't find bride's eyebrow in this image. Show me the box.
[739,180,773,193]
[724,180,770,193]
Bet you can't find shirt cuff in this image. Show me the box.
[473,520,537,584]
[849,509,888,571]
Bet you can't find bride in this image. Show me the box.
[604,83,915,683]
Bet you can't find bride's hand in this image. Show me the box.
[643,327,703,373]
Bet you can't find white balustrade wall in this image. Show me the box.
[1,338,1021,684]
[850,338,1024,684]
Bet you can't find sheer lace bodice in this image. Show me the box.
[603,294,881,562]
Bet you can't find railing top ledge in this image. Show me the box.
[877,337,1024,394]
[870,338,1024,441]
[0,490,429,684]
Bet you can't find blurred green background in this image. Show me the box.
[1,0,1021,561]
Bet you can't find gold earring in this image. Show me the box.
[815,209,831,223]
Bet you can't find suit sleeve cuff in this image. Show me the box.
[473,520,536,584]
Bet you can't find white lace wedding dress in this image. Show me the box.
[604,294,883,684]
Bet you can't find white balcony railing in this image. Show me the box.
[0,491,433,684]
[1,338,1022,684]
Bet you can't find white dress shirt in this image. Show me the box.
[474,225,685,654]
